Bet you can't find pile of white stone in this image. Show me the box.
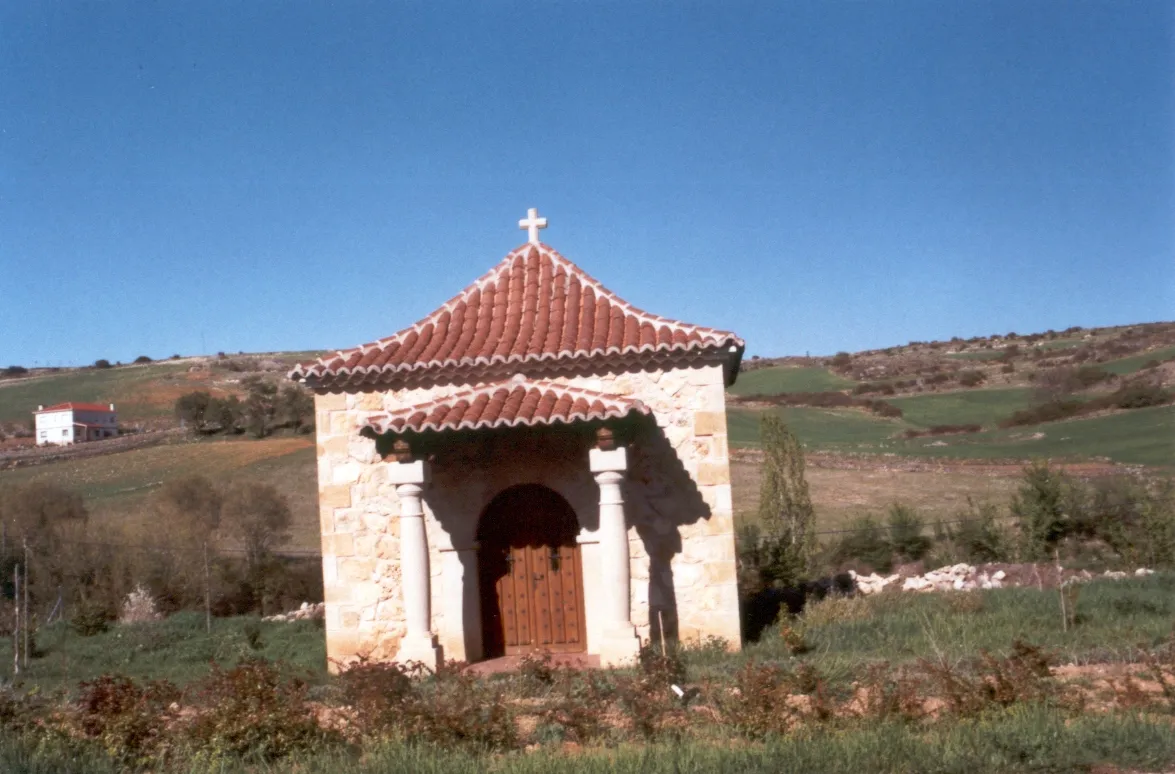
[263,601,325,623]
[850,564,1156,595]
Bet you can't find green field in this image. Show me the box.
[891,404,1175,467]
[0,362,192,423]
[889,387,1036,429]
[729,403,1174,467]
[1101,344,1175,375]
[728,406,901,449]
[728,366,855,396]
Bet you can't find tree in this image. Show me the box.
[752,415,817,587]
[221,482,291,574]
[0,483,90,607]
[133,355,152,364]
[242,376,278,438]
[94,359,112,369]
[148,476,222,610]
[175,391,214,432]
[209,395,244,434]
[1012,462,1075,560]
[276,384,314,433]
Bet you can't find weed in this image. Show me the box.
[69,674,179,767]
[184,658,333,761]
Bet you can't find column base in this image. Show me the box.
[396,634,443,670]
[597,624,641,667]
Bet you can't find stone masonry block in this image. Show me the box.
[318,435,349,458]
[319,484,352,509]
[696,461,731,486]
[693,411,727,437]
[316,392,347,411]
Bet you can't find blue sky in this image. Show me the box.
[1,1,1171,366]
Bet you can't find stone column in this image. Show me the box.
[590,437,641,666]
[388,458,442,668]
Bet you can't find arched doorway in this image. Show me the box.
[477,484,586,658]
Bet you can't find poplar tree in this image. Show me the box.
[754,415,817,586]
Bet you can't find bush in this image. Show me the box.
[185,659,334,760]
[1110,381,1171,409]
[832,516,892,573]
[69,675,179,767]
[94,359,112,369]
[133,355,152,364]
[830,352,852,368]
[72,600,113,637]
[1013,463,1076,560]
[958,370,986,387]
[944,501,1010,563]
[1,365,28,379]
[888,505,931,563]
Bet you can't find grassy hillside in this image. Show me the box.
[0,352,327,427]
[729,403,1175,467]
[727,366,855,396]
[888,387,1036,428]
[0,436,320,549]
[0,362,195,424]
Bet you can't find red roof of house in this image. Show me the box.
[290,243,743,388]
[35,402,115,414]
[360,378,649,436]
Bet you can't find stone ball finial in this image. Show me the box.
[596,426,616,451]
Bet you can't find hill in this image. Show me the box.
[0,323,1170,556]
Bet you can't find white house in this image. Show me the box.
[34,402,118,446]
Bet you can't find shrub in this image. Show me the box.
[1111,381,1171,409]
[944,501,1010,563]
[712,660,797,738]
[920,641,1069,717]
[888,505,931,563]
[1001,363,1015,374]
[1013,463,1076,560]
[72,599,113,637]
[185,659,334,761]
[958,369,986,387]
[133,355,152,364]
[1,365,28,379]
[94,359,112,369]
[832,516,892,573]
[70,675,179,767]
[924,372,951,386]
[830,352,852,368]
[119,584,162,623]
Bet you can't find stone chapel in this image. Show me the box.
[289,209,745,668]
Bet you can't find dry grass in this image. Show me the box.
[731,456,1024,532]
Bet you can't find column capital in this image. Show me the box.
[388,459,430,486]
[395,482,425,501]
[590,446,627,474]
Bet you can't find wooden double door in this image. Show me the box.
[478,485,586,657]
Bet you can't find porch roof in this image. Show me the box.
[359,378,650,436]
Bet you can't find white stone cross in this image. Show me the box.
[518,207,548,244]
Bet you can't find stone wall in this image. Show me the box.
[314,359,740,668]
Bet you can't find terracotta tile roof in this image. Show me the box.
[360,378,650,436]
[291,243,743,388]
[35,402,115,414]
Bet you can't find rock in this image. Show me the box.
[1135,568,1155,577]
[1103,571,1128,580]
[992,570,1006,581]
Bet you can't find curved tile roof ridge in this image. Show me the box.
[360,377,651,436]
[290,242,743,386]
